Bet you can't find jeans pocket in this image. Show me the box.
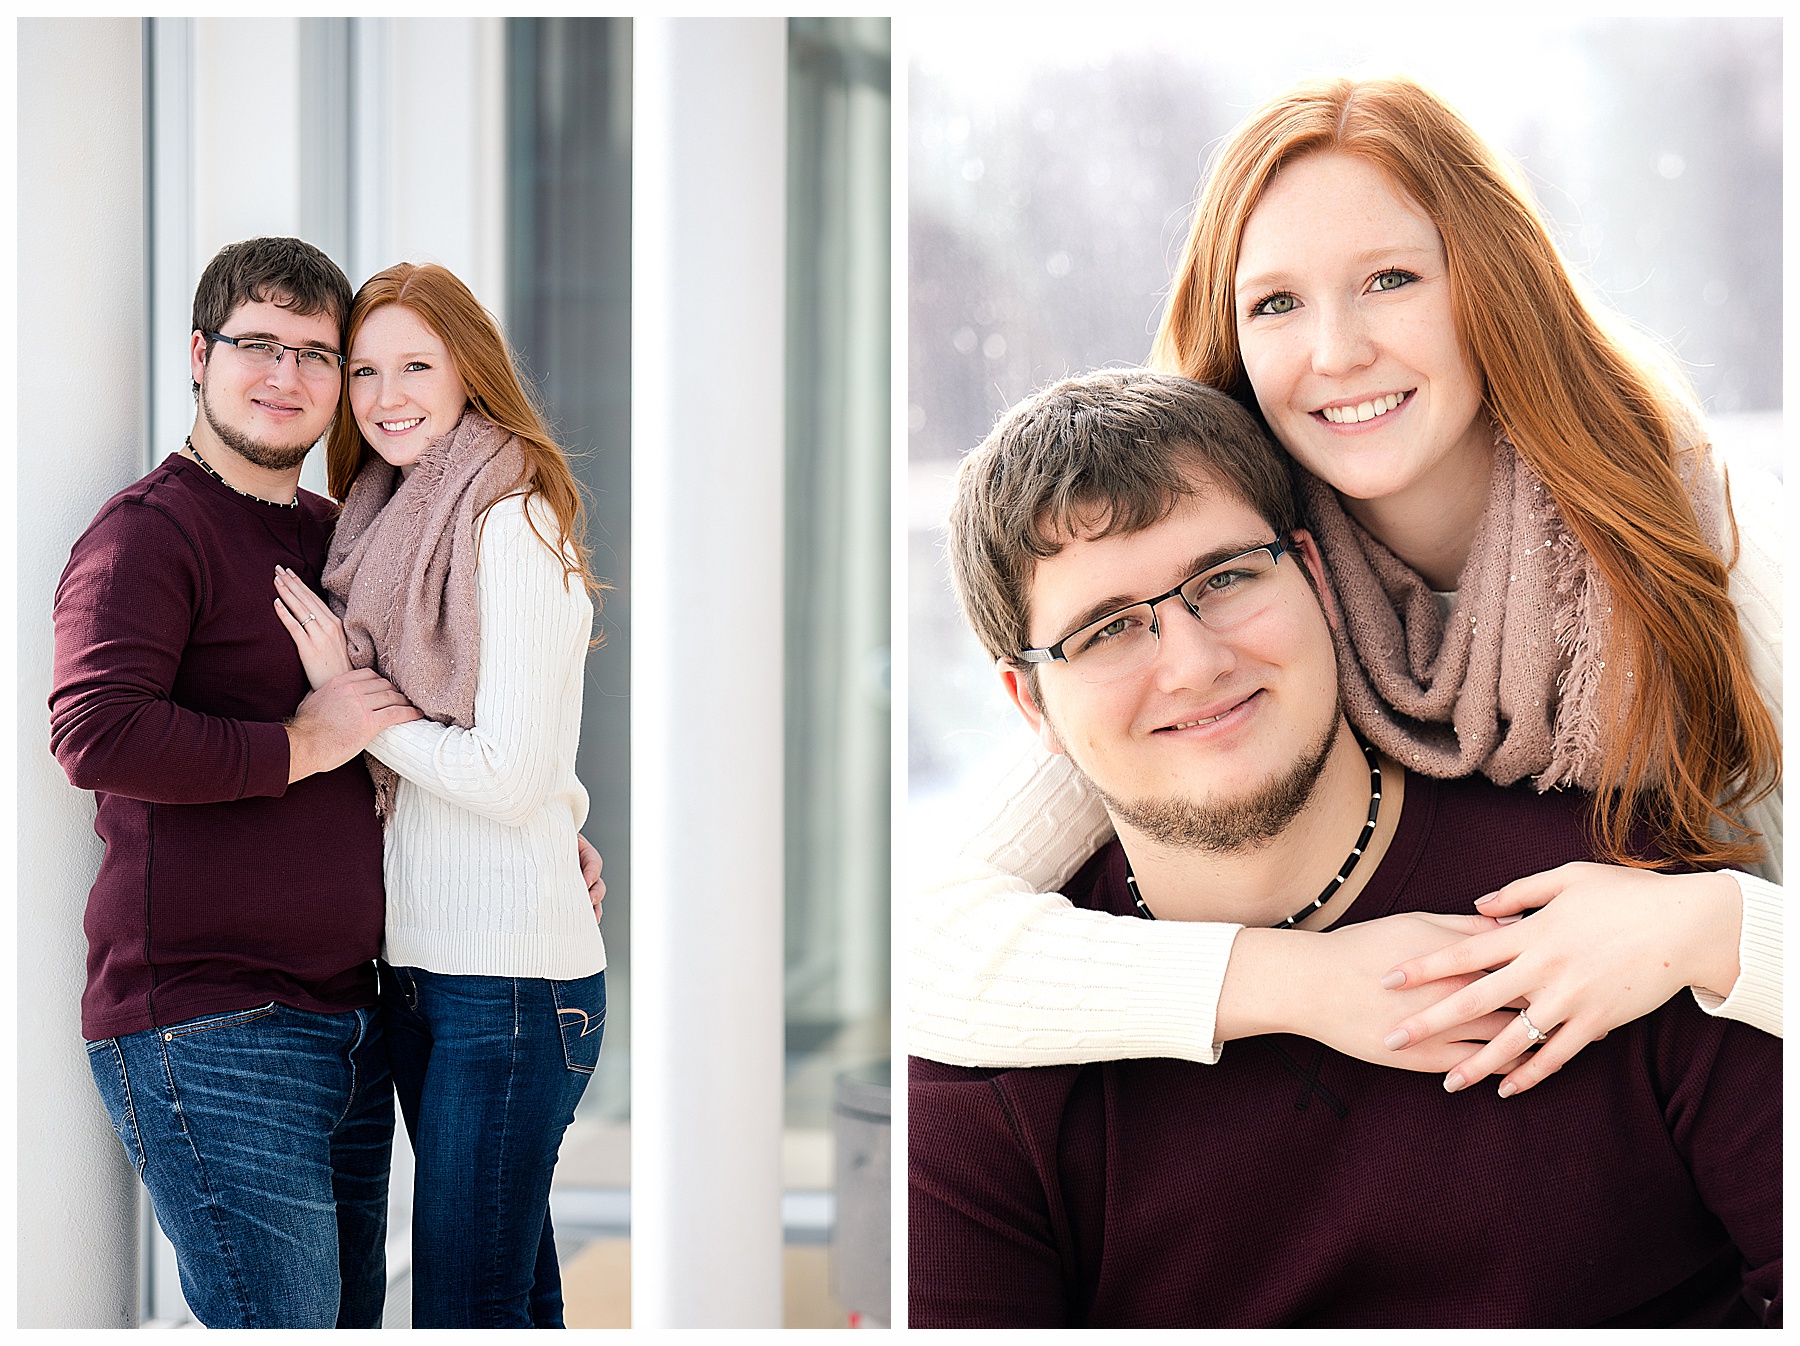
[549,972,606,1074]
[159,1001,279,1043]
[85,1038,147,1175]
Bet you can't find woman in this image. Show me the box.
[272,262,606,1327]
[913,75,1780,1097]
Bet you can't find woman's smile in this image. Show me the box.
[1315,389,1412,425]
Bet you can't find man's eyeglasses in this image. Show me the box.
[1014,537,1293,684]
[205,331,345,377]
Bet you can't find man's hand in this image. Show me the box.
[1223,913,1527,1073]
[286,668,422,783]
[578,834,605,922]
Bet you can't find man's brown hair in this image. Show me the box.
[947,368,1298,668]
[191,236,353,368]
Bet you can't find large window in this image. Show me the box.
[506,14,635,1131]
[783,11,892,1163]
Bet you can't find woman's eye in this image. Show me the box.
[349,365,375,377]
[1250,291,1297,317]
[1371,270,1417,293]
[405,361,432,373]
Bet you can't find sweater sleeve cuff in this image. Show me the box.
[1118,921,1240,1064]
[241,720,292,798]
[1689,870,1782,1037]
[908,863,1241,1068]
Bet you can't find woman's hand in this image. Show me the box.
[1380,863,1744,1098]
[1226,912,1526,1072]
[273,566,354,691]
[578,834,605,923]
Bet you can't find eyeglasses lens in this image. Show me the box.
[225,339,340,377]
[1070,605,1159,684]
[1066,547,1281,684]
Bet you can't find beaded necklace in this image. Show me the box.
[185,437,299,509]
[1124,737,1383,928]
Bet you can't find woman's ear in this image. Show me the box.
[997,660,1065,757]
[1289,528,1342,632]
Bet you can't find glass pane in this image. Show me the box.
[506,16,634,1125]
[785,16,892,1324]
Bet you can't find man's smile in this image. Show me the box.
[1152,689,1263,735]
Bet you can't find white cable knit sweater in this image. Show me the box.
[368,493,605,980]
[911,466,1782,1066]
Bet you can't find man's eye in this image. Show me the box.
[1203,568,1255,592]
[1079,613,1140,650]
[297,349,335,367]
[239,340,279,356]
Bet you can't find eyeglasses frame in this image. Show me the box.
[1013,535,1294,669]
[203,330,346,373]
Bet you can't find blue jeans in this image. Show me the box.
[85,1002,393,1328]
[383,965,604,1328]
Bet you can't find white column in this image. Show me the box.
[17,17,148,1328]
[631,18,788,1328]
[147,19,306,479]
[383,17,507,311]
[189,19,303,254]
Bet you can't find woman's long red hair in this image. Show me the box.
[1154,76,1777,868]
[327,262,603,610]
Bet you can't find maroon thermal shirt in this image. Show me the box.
[909,772,1781,1328]
[51,454,386,1040]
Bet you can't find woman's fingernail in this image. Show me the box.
[1444,1072,1466,1093]
[1379,970,1405,990]
[1496,914,1523,925]
[1474,892,1497,906]
[1497,1081,1517,1099]
[1383,1029,1409,1051]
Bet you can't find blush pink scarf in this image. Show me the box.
[321,409,528,820]
[1301,428,1727,792]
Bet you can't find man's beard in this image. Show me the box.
[1075,691,1345,854]
[198,385,318,472]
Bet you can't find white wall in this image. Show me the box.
[631,17,788,1328]
[17,17,150,1327]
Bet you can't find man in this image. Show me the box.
[911,369,1779,1327]
[51,238,420,1328]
